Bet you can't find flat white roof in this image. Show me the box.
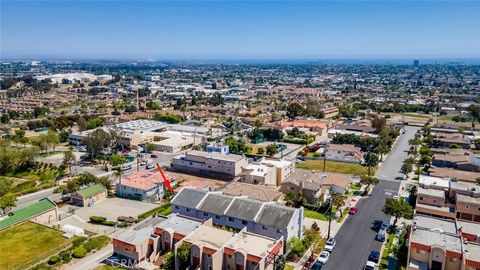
[419,175,450,189]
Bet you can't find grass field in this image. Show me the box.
[304,209,328,221]
[0,222,69,270]
[296,160,375,176]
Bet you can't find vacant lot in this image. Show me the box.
[65,197,159,221]
[296,160,375,176]
[0,221,69,270]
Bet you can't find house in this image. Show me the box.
[326,143,363,163]
[429,167,480,183]
[281,169,323,203]
[171,150,249,180]
[432,149,480,172]
[116,171,167,202]
[171,188,304,241]
[70,183,107,207]
[0,198,58,230]
[260,158,295,186]
[433,132,471,149]
[240,163,277,186]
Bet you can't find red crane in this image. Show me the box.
[156,163,173,192]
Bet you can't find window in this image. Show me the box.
[416,249,426,255]
[186,208,191,212]
[465,205,469,209]
[215,215,221,219]
[204,212,208,217]
[419,197,424,201]
[277,229,281,233]
[207,254,211,258]
[175,205,179,209]
[242,220,247,225]
[262,225,268,230]
[228,217,235,222]
[433,199,437,203]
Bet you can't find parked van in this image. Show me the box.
[376,229,386,242]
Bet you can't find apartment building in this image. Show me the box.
[116,171,169,202]
[407,215,480,270]
[171,150,248,179]
[432,149,480,172]
[415,175,480,222]
[174,222,283,270]
[171,188,303,241]
[240,163,277,186]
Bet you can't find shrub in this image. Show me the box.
[102,220,117,226]
[72,236,88,247]
[72,246,87,258]
[59,250,72,263]
[48,255,61,265]
[83,235,111,252]
[89,216,107,224]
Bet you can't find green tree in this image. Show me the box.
[46,129,60,152]
[63,146,76,177]
[266,144,278,157]
[209,92,224,106]
[285,191,305,208]
[359,175,379,194]
[474,139,480,150]
[0,193,16,216]
[85,118,104,130]
[408,185,418,207]
[84,129,112,161]
[161,251,175,270]
[382,198,413,227]
[363,152,379,176]
[77,117,87,131]
[146,143,155,153]
[286,102,304,119]
[371,116,387,133]
[476,177,480,186]
[257,147,265,155]
[287,236,305,259]
[177,242,191,269]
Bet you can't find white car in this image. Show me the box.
[324,238,336,252]
[364,261,377,270]
[317,251,330,265]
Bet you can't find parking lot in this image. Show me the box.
[61,197,159,221]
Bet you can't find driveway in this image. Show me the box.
[323,126,419,270]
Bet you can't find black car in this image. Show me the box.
[311,261,323,270]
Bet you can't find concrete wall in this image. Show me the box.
[417,194,445,207]
[30,208,58,225]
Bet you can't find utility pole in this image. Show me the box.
[327,188,333,239]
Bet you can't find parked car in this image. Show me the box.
[317,251,330,265]
[364,261,377,270]
[139,161,147,166]
[349,207,358,215]
[146,163,155,169]
[380,221,390,230]
[151,154,158,158]
[368,250,380,263]
[121,165,132,171]
[311,261,323,270]
[376,228,386,242]
[324,238,336,252]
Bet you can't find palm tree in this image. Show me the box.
[359,175,379,195]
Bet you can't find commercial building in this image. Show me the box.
[70,183,107,207]
[171,188,304,241]
[171,150,248,179]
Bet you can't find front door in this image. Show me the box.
[432,260,442,270]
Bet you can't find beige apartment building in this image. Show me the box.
[171,150,248,179]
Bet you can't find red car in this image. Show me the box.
[349,207,358,215]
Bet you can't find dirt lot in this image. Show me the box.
[166,171,229,191]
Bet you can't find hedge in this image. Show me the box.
[47,255,61,265]
[137,203,172,222]
[89,216,107,224]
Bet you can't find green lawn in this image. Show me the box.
[304,209,328,221]
[137,203,172,222]
[380,233,395,269]
[0,222,70,270]
[296,160,375,176]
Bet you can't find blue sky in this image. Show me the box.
[1,0,479,60]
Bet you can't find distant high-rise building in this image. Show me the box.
[413,60,419,67]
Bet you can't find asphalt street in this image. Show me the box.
[323,126,420,270]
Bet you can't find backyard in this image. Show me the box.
[304,209,328,221]
[296,160,375,176]
[0,221,70,270]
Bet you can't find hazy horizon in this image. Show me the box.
[2,1,479,60]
